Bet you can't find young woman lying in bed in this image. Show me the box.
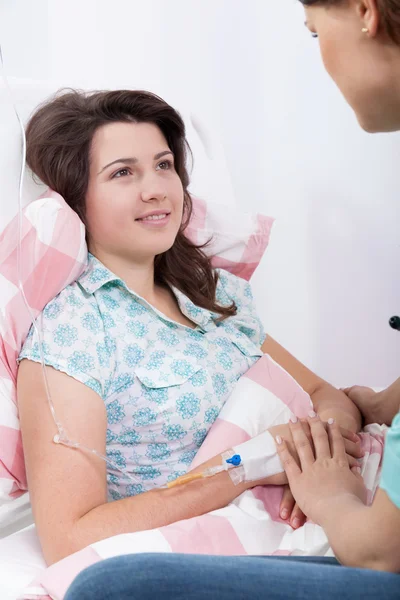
[17,89,363,565]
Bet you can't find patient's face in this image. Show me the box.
[304,6,400,132]
[85,121,184,264]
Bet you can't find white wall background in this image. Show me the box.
[0,0,398,387]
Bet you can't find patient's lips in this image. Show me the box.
[135,209,171,227]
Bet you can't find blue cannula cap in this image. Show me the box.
[226,454,241,467]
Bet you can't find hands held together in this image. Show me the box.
[275,413,368,529]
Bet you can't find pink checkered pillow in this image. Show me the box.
[0,190,273,508]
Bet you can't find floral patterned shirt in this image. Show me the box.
[19,254,265,500]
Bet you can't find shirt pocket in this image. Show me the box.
[135,351,202,389]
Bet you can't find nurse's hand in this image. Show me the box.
[269,418,364,469]
[341,386,381,425]
[275,414,368,526]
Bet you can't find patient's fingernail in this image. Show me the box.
[281,509,289,519]
[328,418,335,425]
[276,436,283,445]
[309,410,317,418]
[292,518,301,529]
[290,415,298,424]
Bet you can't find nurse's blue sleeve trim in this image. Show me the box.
[380,412,400,509]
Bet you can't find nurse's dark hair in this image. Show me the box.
[26,89,236,319]
[300,0,400,44]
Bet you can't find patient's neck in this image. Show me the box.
[90,246,157,303]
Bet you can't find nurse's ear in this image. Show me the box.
[355,0,383,39]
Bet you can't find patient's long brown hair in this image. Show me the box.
[26,89,236,319]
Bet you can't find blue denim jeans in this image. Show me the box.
[65,553,399,600]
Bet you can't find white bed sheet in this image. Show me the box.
[0,522,46,600]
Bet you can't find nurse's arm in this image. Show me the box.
[261,336,362,432]
[320,489,400,573]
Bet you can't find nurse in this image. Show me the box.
[65,1,400,598]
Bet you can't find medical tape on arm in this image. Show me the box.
[222,430,284,485]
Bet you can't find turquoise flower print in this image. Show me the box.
[157,328,179,347]
[193,428,207,448]
[184,343,208,360]
[106,429,117,444]
[81,312,102,333]
[145,387,168,405]
[132,407,157,427]
[184,303,202,319]
[108,473,119,485]
[106,449,126,469]
[66,293,84,308]
[179,449,197,465]
[162,423,186,442]
[176,393,200,419]
[43,301,62,320]
[171,359,196,379]
[107,399,125,425]
[212,373,228,397]
[137,465,161,481]
[30,341,51,362]
[126,483,144,496]
[127,320,149,339]
[103,312,116,329]
[190,369,208,388]
[244,284,253,300]
[145,351,166,370]
[109,489,123,501]
[123,344,145,368]
[145,443,171,461]
[108,373,135,395]
[188,330,204,342]
[54,324,78,347]
[126,300,147,317]
[96,343,110,368]
[204,406,220,425]
[96,336,117,367]
[117,429,141,446]
[67,351,95,373]
[217,351,233,371]
[88,267,110,284]
[102,293,120,310]
[214,337,232,351]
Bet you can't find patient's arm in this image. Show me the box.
[261,336,362,432]
[18,360,284,566]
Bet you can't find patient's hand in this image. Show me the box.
[280,486,307,530]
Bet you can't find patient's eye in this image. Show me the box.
[112,168,131,178]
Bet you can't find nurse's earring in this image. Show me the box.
[362,28,369,34]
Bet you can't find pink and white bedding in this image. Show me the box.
[15,354,385,600]
[0,190,273,510]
